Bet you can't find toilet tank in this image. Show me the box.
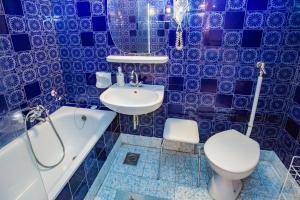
[0,135,48,200]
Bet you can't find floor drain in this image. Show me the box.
[123,152,140,166]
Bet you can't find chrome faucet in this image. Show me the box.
[129,70,143,87]
[26,105,47,123]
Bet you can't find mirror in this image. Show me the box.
[107,0,171,54]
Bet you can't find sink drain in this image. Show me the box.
[123,152,140,166]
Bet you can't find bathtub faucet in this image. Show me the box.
[26,105,47,123]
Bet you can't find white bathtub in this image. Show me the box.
[0,106,116,200]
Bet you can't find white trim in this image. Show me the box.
[106,55,169,64]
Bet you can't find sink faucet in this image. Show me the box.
[129,70,143,87]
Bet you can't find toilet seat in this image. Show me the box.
[204,129,260,174]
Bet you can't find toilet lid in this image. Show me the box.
[204,129,260,173]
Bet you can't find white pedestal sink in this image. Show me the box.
[100,84,164,115]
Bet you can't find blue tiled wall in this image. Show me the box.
[53,0,300,166]
[0,0,66,147]
[56,113,120,200]
[277,84,300,166]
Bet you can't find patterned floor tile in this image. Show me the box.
[174,184,200,200]
[95,144,285,200]
[143,163,159,179]
[156,180,175,199]
[96,187,116,200]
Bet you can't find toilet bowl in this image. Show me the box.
[204,129,260,200]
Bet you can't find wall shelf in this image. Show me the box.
[106,55,169,64]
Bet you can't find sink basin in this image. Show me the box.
[100,84,164,115]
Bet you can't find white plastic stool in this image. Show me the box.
[157,118,200,186]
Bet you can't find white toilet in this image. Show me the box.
[204,129,260,200]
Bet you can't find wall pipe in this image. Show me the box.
[246,62,266,137]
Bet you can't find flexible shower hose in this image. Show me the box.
[25,107,65,169]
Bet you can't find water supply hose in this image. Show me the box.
[246,62,266,137]
[25,107,65,168]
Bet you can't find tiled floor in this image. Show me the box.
[94,144,283,200]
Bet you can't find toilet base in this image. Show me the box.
[208,173,242,200]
